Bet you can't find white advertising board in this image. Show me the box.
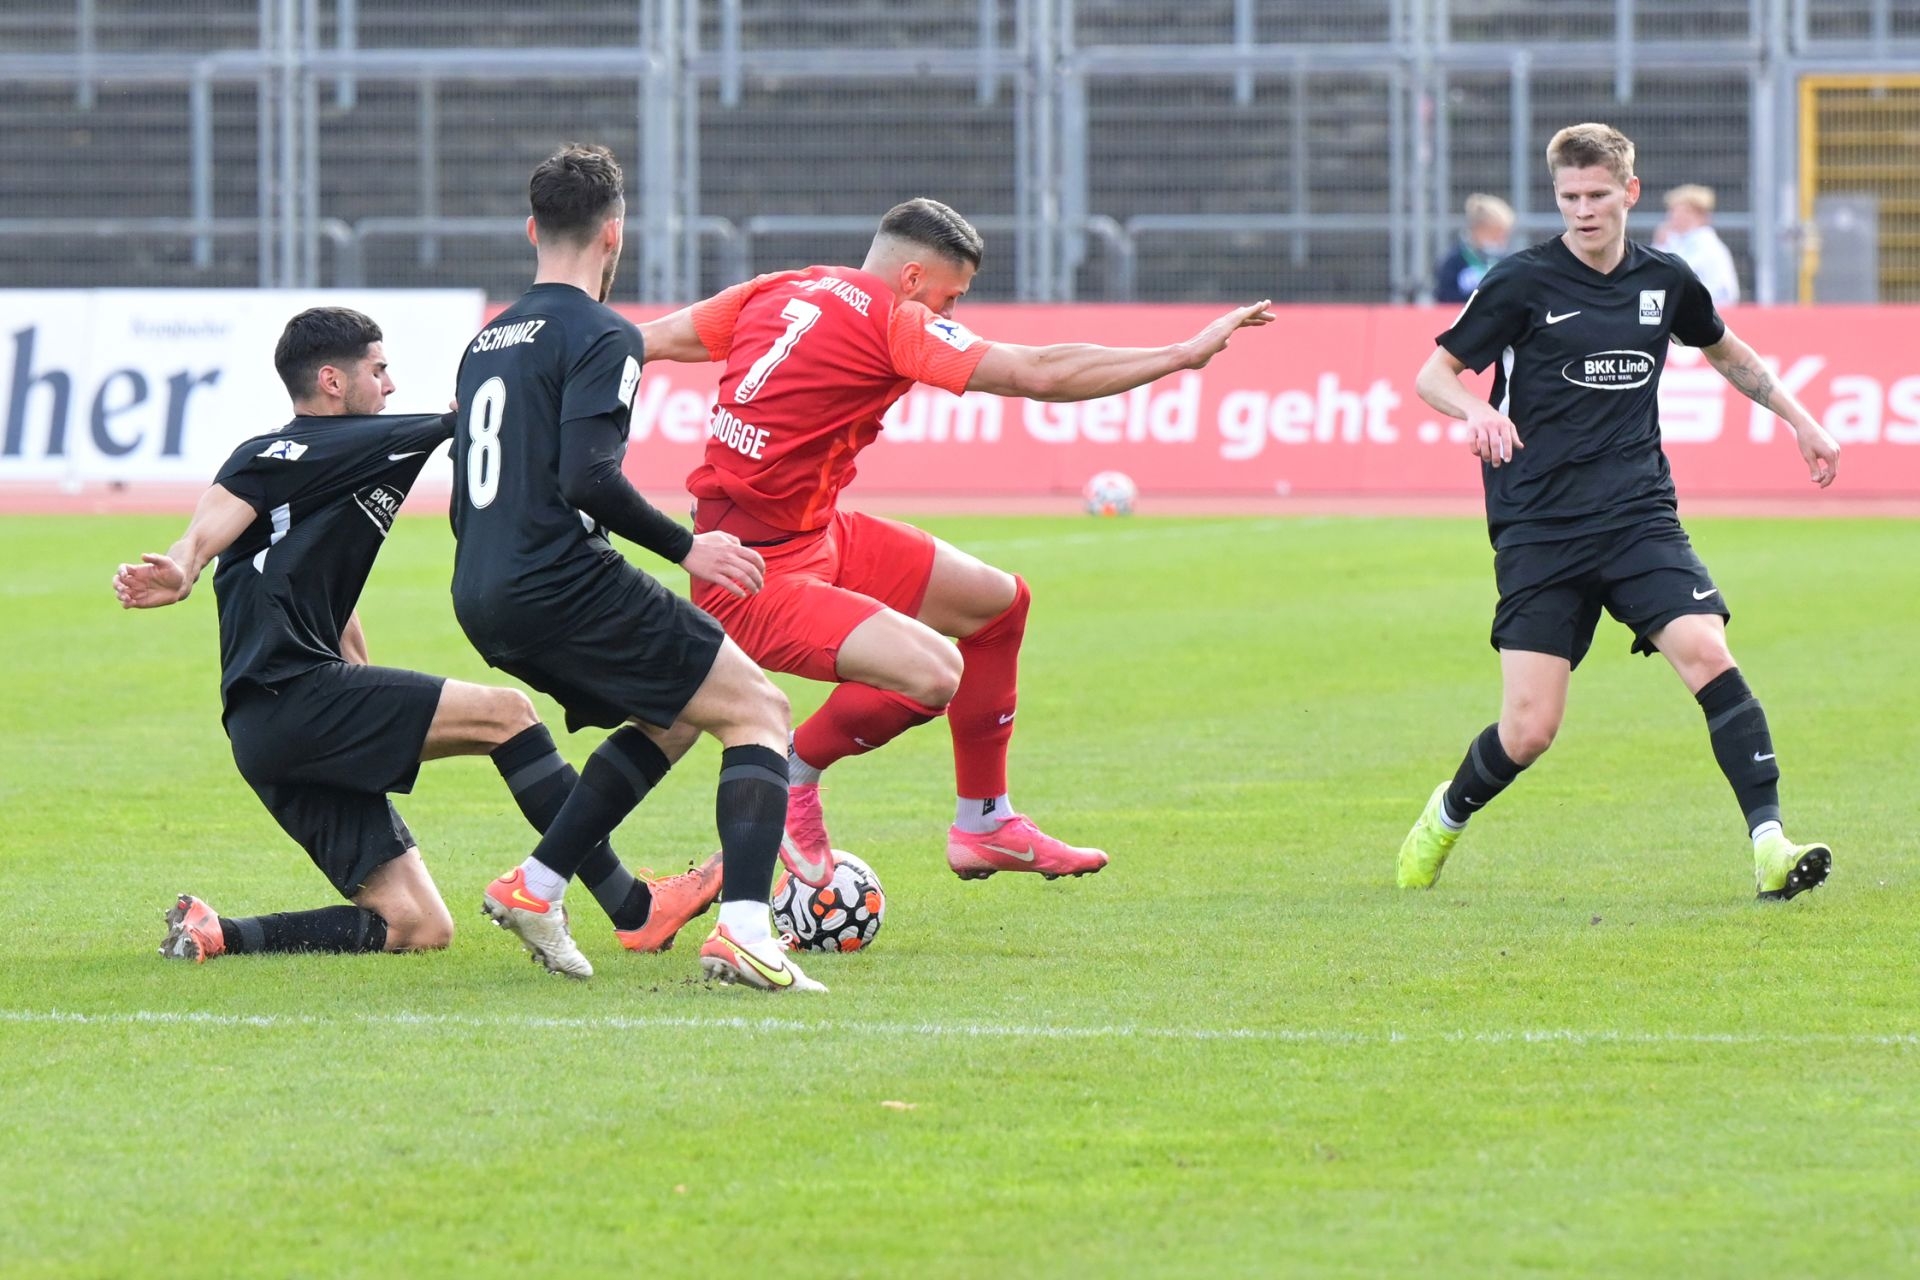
[0,290,485,485]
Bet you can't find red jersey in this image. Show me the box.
[685,265,992,536]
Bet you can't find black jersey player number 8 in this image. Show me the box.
[466,376,510,506]
[466,375,507,508]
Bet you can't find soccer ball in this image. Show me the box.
[772,850,887,952]
[1082,469,1138,516]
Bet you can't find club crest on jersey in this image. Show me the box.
[1639,290,1666,325]
[926,317,978,352]
[256,439,308,461]
[618,355,641,409]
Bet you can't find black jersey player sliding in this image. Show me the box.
[114,307,720,964]
[1396,122,1841,901]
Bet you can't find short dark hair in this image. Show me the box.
[876,197,984,268]
[274,307,382,399]
[529,142,625,244]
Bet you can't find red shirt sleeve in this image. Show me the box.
[690,275,768,360]
[886,301,992,395]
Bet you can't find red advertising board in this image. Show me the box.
[603,303,1920,500]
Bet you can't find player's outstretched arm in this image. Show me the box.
[1415,347,1522,468]
[1703,328,1839,487]
[112,484,256,609]
[636,306,714,364]
[965,299,1274,403]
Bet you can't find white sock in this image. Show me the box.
[955,794,1015,835]
[788,733,823,787]
[519,857,568,903]
[1751,820,1783,848]
[1439,799,1468,832]
[718,900,773,943]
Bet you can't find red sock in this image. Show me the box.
[950,576,1030,799]
[792,682,942,771]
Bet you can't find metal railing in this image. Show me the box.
[3,0,1919,302]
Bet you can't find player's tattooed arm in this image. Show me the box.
[1716,352,1777,409]
[112,484,257,609]
[1704,329,1840,487]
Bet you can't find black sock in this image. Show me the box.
[218,907,388,955]
[492,724,649,924]
[1695,667,1781,834]
[577,845,650,930]
[1443,723,1527,824]
[527,727,670,882]
[716,744,788,905]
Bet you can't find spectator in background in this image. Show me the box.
[1655,184,1740,306]
[1434,194,1515,303]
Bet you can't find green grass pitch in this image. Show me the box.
[3,511,1917,1278]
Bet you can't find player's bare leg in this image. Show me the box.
[783,606,957,885]
[418,679,538,759]
[668,640,824,992]
[1651,614,1830,899]
[1400,650,1568,889]
[355,849,454,951]
[919,537,1108,881]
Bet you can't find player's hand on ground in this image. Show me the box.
[1179,299,1276,369]
[1795,420,1840,487]
[680,531,765,597]
[113,553,189,608]
[1465,405,1523,468]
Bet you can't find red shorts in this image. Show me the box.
[691,509,936,682]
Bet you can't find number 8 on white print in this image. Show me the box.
[466,376,507,508]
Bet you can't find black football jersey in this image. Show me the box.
[450,283,647,648]
[1437,237,1725,548]
[210,411,453,700]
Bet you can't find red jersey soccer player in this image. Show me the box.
[642,198,1271,888]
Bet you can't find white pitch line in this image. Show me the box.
[1,1008,1914,1048]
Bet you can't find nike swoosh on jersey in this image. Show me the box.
[1753,752,1776,762]
[981,842,1037,862]
[1544,310,1581,324]
[387,450,427,461]
[997,712,1016,725]
[1693,587,1720,600]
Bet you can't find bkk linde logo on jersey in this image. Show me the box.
[352,482,403,535]
[1561,350,1657,390]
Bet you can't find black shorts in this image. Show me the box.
[1491,519,1730,669]
[223,662,445,897]
[469,570,725,733]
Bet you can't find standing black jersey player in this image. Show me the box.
[1394,123,1842,900]
[452,142,823,992]
[113,308,713,963]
